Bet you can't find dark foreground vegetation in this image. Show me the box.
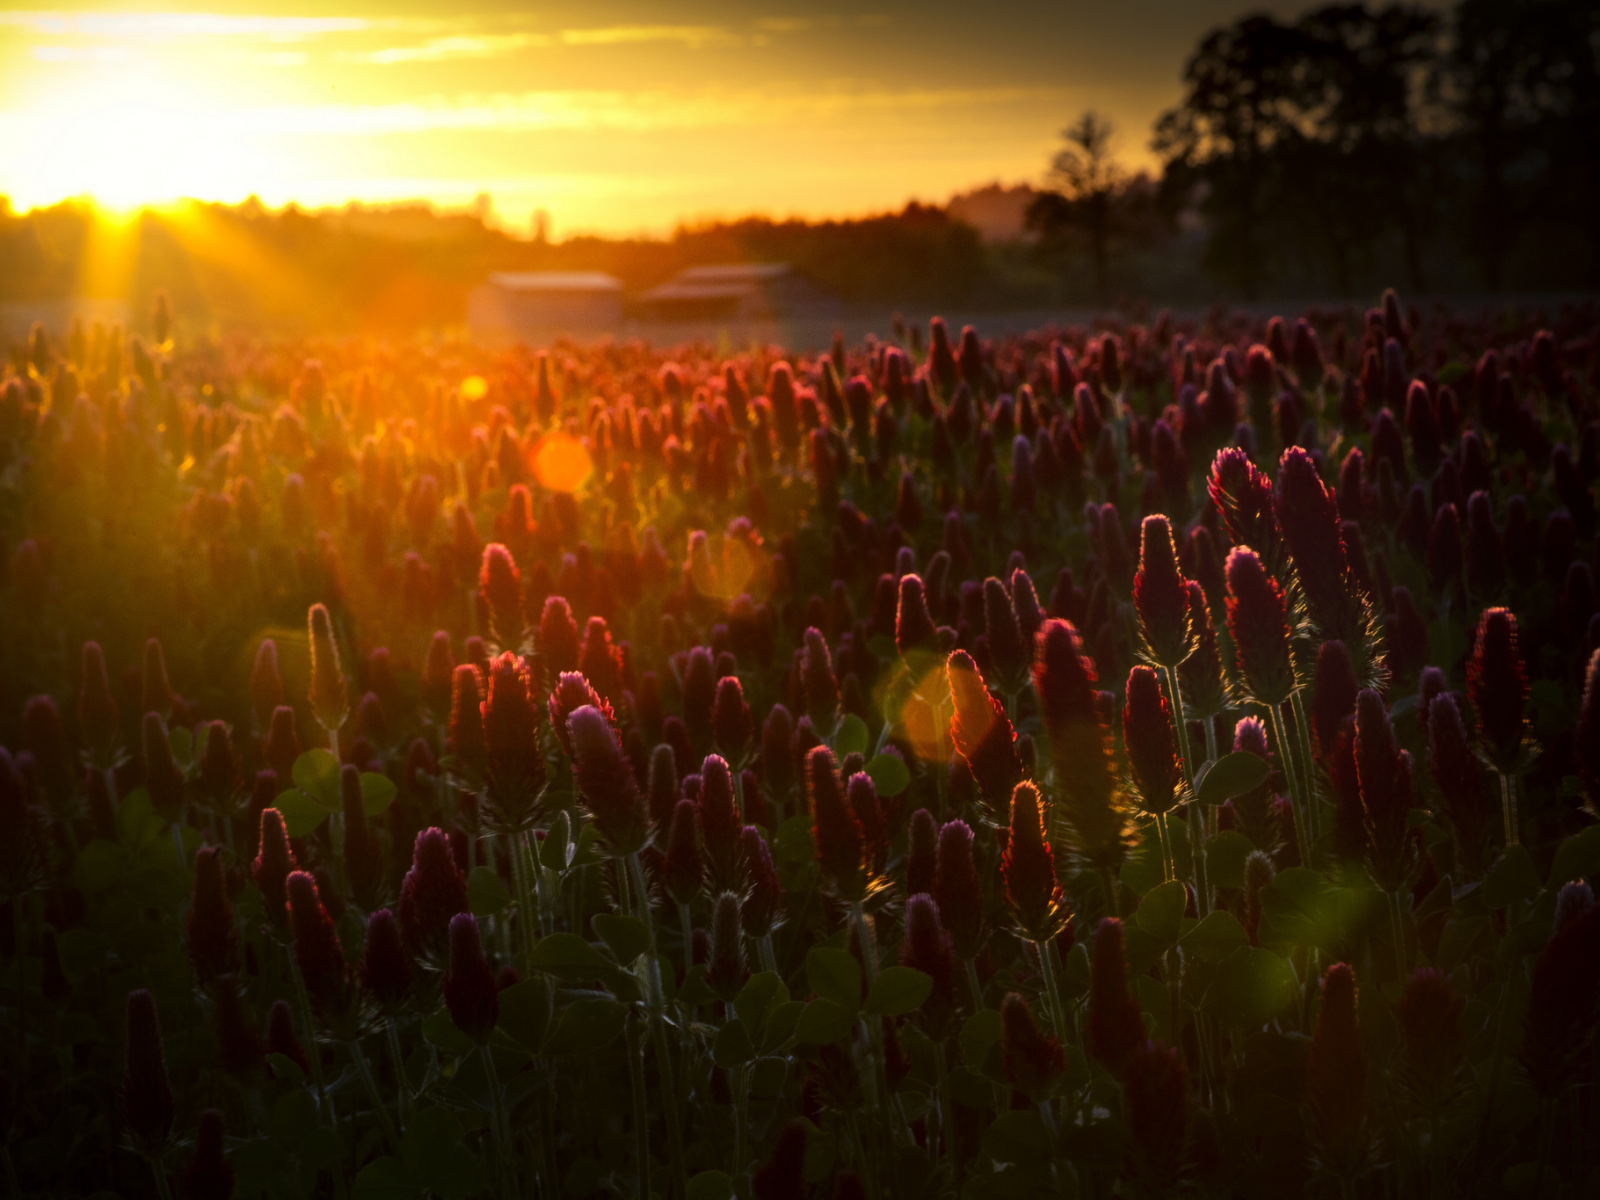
[1,287,1599,1200]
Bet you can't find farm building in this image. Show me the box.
[468,271,623,342]
[632,263,838,322]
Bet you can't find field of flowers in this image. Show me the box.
[2,291,1598,1200]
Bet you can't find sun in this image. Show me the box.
[4,61,269,214]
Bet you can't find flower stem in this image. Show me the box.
[1388,889,1408,980]
[626,1015,651,1200]
[627,853,688,1200]
[385,1020,410,1122]
[348,1038,402,1155]
[286,955,333,1128]
[144,1154,174,1200]
[1153,811,1175,884]
[1163,666,1209,918]
[1290,689,1320,846]
[482,1044,517,1200]
[1268,703,1313,869]
[1034,937,1068,1045]
[1498,771,1519,846]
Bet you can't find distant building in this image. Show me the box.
[633,263,838,322]
[468,271,623,342]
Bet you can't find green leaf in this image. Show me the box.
[864,966,933,1016]
[1200,946,1296,1029]
[264,1053,305,1087]
[73,839,128,892]
[591,914,650,966]
[269,1088,322,1147]
[1204,831,1256,890]
[1482,844,1542,909]
[168,724,195,768]
[1196,752,1270,806]
[526,932,614,977]
[1547,825,1600,890]
[352,1156,418,1200]
[1180,910,1250,963]
[677,965,718,1007]
[806,947,862,1011]
[545,998,626,1057]
[795,999,857,1045]
[686,1171,734,1200]
[773,814,814,868]
[864,753,910,797]
[291,749,341,807]
[734,972,789,1038]
[360,772,397,817]
[1136,880,1188,944]
[273,788,332,838]
[115,788,163,850]
[712,1018,756,1068]
[402,1107,486,1199]
[496,978,553,1054]
[834,714,870,756]
[959,1009,1003,1071]
[421,1008,474,1055]
[466,866,510,917]
[760,1001,806,1054]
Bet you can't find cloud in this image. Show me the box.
[557,26,741,50]
[0,12,371,39]
[340,33,552,65]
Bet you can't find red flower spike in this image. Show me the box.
[947,649,1021,819]
[422,632,455,723]
[251,638,284,733]
[934,819,983,961]
[1124,1039,1188,1188]
[896,574,938,658]
[907,808,937,896]
[983,576,1030,691]
[1353,690,1415,893]
[1003,782,1061,942]
[1134,515,1191,667]
[287,871,348,1018]
[265,999,309,1076]
[443,912,498,1043]
[807,744,864,902]
[901,893,957,1031]
[481,652,545,831]
[399,828,468,958]
[706,891,747,1002]
[1123,666,1182,816]
[801,628,840,731]
[447,664,487,785]
[307,603,349,735]
[1310,640,1358,764]
[1394,967,1464,1099]
[185,1110,233,1200]
[1178,582,1227,720]
[739,826,782,938]
[1520,905,1600,1098]
[847,772,888,878]
[647,744,680,833]
[263,706,302,784]
[568,704,650,856]
[478,543,525,649]
[1467,607,1528,772]
[663,799,703,906]
[712,677,753,762]
[1224,547,1295,706]
[833,1171,866,1200]
[699,754,743,890]
[187,846,237,984]
[253,808,297,928]
[1087,918,1143,1076]
[360,908,413,1008]
[1032,619,1125,868]
[1308,963,1367,1173]
[1274,446,1353,632]
[549,671,612,760]
[539,595,580,676]
[1579,649,1600,810]
[142,637,174,717]
[760,704,795,801]
[1001,992,1065,1102]
[1208,447,1280,565]
[681,646,717,749]
[77,641,120,761]
[123,988,175,1155]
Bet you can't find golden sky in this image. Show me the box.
[0,2,1312,237]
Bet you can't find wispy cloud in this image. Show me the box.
[340,33,552,65]
[0,12,371,39]
[557,26,741,50]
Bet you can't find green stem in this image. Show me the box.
[1268,703,1313,869]
[1164,666,1209,919]
[385,1020,410,1122]
[1530,1100,1555,1200]
[679,902,695,975]
[1471,970,1518,1180]
[964,958,985,1013]
[1101,865,1120,919]
[348,1039,402,1155]
[1153,811,1175,884]
[935,1040,957,1187]
[758,932,778,977]
[1290,689,1320,847]
[482,1044,517,1200]
[287,955,333,1128]
[1202,717,1219,768]
[627,1017,651,1200]
[144,1154,174,1200]
[1499,771,1519,846]
[628,853,688,1200]
[1035,938,1068,1045]
[1388,889,1409,980]
[852,900,903,1200]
